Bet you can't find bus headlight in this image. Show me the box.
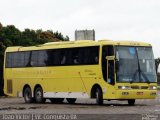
[149,86,157,90]
[118,86,131,90]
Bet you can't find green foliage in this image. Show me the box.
[0,23,69,48]
[54,31,69,41]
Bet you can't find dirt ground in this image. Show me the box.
[0,94,160,120]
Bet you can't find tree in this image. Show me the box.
[2,25,21,46]
[21,29,37,46]
[54,31,69,41]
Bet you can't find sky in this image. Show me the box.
[0,0,160,59]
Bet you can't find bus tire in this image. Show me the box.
[96,88,103,105]
[128,99,135,106]
[24,87,33,103]
[66,98,76,104]
[34,87,46,103]
[50,98,64,103]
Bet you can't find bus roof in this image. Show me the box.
[5,40,151,52]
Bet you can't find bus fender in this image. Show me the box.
[90,84,102,98]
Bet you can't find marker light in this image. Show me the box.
[149,86,157,90]
[118,86,131,90]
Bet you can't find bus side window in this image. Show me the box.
[25,51,31,67]
[6,53,12,68]
[31,51,38,67]
[72,48,79,65]
[95,56,99,63]
[73,56,79,64]
[61,56,66,65]
[78,48,84,64]
[83,46,99,65]
[51,50,61,66]
[60,51,66,65]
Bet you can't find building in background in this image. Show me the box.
[75,29,95,40]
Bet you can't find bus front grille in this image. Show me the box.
[131,86,148,89]
[131,86,139,89]
[141,86,148,89]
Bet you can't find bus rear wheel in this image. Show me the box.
[34,87,46,103]
[96,88,103,105]
[128,99,135,106]
[50,98,64,103]
[24,87,33,103]
[66,98,76,104]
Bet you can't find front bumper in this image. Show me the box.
[116,90,157,99]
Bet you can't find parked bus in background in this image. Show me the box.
[3,40,157,105]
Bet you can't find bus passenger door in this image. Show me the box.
[106,57,116,99]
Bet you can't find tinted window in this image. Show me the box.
[30,50,48,67]
[14,52,24,67]
[6,51,31,68]
[6,53,12,68]
[24,52,31,67]
[5,46,99,68]
[46,46,99,66]
[83,46,99,64]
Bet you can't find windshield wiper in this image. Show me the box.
[140,70,150,84]
[130,69,138,84]
[131,69,150,84]
[131,47,150,84]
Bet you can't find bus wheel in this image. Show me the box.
[50,98,64,103]
[66,98,76,104]
[24,87,33,103]
[128,99,135,106]
[34,87,46,103]
[96,88,103,105]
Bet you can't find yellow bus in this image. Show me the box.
[3,40,157,105]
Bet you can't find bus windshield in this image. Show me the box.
[116,46,157,83]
